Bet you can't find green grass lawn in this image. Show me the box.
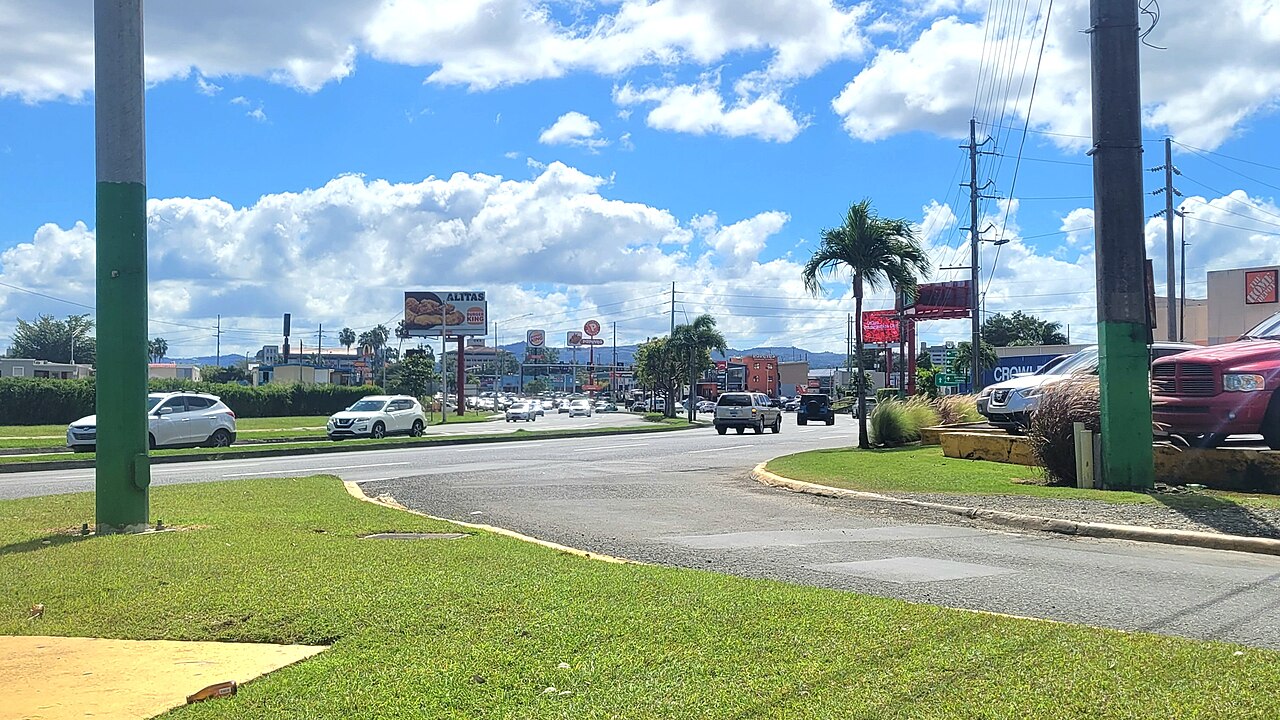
[766,447,1280,510]
[1,477,1277,719]
[0,420,694,465]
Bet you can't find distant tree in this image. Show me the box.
[7,314,96,364]
[524,377,551,394]
[385,350,438,400]
[953,340,999,376]
[634,337,682,413]
[338,327,356,353]
[147,337,169,363]
[670,314,728,417]
[527,345,560,364]
[200,364,249,384]
[982,311,1068,347]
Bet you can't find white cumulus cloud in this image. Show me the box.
[538,111,608,150]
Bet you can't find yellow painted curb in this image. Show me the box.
[751,463,1280,557]
[342,481,643,565]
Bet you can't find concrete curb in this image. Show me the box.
[751,462,1280,558]
[341,481,644,565]
[0,423,701,475]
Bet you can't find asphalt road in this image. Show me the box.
[7,414,1280,649]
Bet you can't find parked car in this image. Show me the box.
[67,391,237,452]
[327,395,427,440]
[696,399,717,414]
[796,393,836,426]
[1153,312,1280,448]
[505,402,537,422]
[713,392,782,435]
[980,342,1198,433]
[850,396,877,418]
[568,399,593,417]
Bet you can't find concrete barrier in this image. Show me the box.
[939,431,1038,466]
[921,423,1002,447]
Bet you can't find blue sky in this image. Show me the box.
[3,0,1280,358]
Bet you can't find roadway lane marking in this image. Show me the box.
[452,441,551,452]
[685,444,751,454]
[220,461,411,478]
[575,443,649,452]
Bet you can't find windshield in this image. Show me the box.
[348,400,387,412]
[1242,312,1280,339]
[1052,347,1100,375]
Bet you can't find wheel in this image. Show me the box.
[797,417,807,426]
[410,420,424,437]
[371,422,386,439]
[735,427,745,435]
[716,426,727,435]
[754,420,764,434]
[1263,394,1280,450]
[148,434,157,450]
[771,417,781,434]
[826,418,835,426]
[206,429,233,448]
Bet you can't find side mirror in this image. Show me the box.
[156,407,174,416]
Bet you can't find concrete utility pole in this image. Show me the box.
[670,282,676,335]
[964,118,995,392]
[1161,137,1178,340]
[1090,0,1154,490]
[95,0,150,533]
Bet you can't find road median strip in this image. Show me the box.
[0,421,701,474]
[752,462,1280,557]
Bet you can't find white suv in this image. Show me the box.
[66,392,237,452]
[327,395,427,440]
[713,392,782,435]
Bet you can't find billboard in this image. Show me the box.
[527,329,545,347]
[862,310,900,343]
[906,281,972,319]
[403,291,487,337]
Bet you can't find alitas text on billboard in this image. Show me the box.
[404,291,487,337]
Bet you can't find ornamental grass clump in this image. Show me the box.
[933,394,983,425]
[870,398,939,446]
[1026,376,1099,485]
[904,397,941,434]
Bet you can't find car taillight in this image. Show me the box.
[226,411,236,419]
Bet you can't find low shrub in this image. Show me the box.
[933,394,983,425]
[1026,377,1099,485]
[642,412,668,423]
[0,376,383,425]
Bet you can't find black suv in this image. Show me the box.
[796,393,836,426]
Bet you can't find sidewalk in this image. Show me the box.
[753,463,1280,556]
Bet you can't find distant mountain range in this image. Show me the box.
[167,345,851,369]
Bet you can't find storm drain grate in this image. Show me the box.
[361,533,468,541]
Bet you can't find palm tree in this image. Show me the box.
[671,314,728,419]
[802,199,931,448]
[147,337,168,363]
[338,327,356,354]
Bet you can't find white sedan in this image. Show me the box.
[568,399,593,417]
[505,402,537,422]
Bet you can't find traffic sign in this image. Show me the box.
[584,319,601,337]
[936,373,965,386]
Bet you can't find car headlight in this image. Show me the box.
[1223,373,1266,392]
[1018,387,1042,398]
[978,387,993,399]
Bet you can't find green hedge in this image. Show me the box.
[0,377,384,425]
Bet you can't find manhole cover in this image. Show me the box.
[361,533,467,541]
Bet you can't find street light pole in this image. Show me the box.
[1178,209,1192,342]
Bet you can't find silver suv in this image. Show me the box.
[67,392,237,452]
[713,392,782,435]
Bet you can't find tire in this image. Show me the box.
[771,417,781,434]
[826,418,834,426]
[797,417,807,426]
[206,429,233,448]
[754,420,764,434]
[735,427,745,435]
[1187,433,1228,449]
[1257,392,1280,450]
[371,422,386,439]
[716,425,727,435]
[410,420,424,437]
[148,434,157,450]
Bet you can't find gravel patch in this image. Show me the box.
[880,491,1280,540]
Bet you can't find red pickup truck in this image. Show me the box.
[1151,312,1280,448]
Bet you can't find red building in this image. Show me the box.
[732,355,780,397]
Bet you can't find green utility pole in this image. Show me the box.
[1089,0,1153,490]
[95,0,150,531]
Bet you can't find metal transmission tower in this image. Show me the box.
[1150,137,1182,340]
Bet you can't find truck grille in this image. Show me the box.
[1152,363,1216,397]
